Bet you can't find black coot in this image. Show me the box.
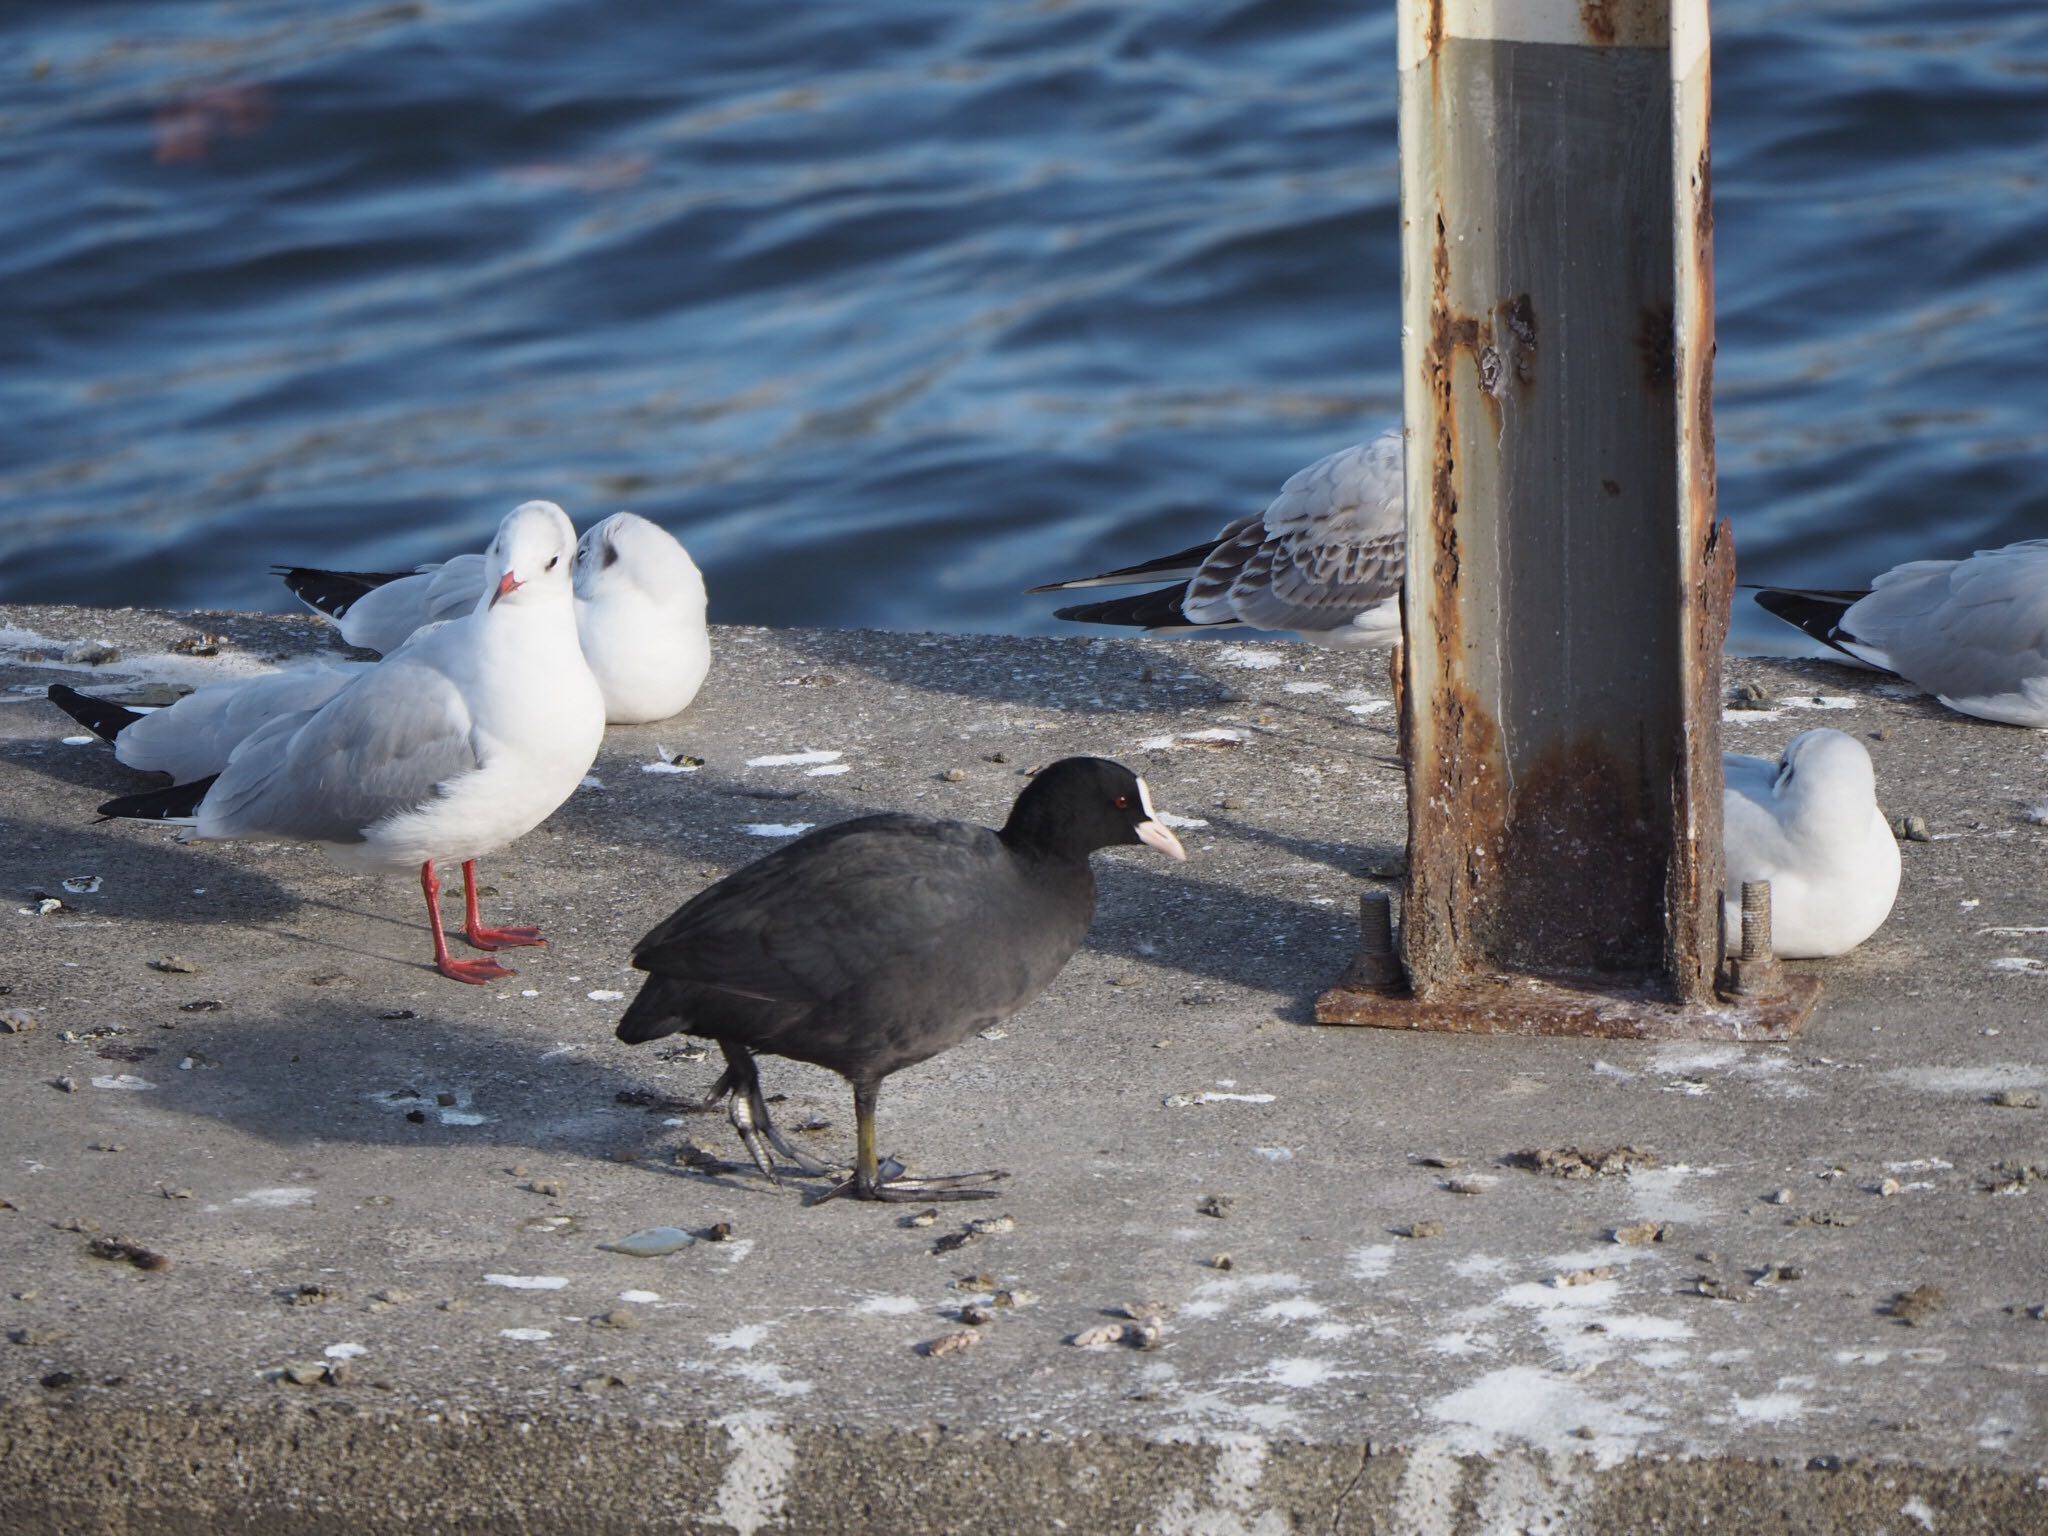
[616,756,1188,1202]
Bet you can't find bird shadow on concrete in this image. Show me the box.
[1089,859,1360,1016]
[765,626,1380,718]
[0,813,301,925]
[75,999,857,1192]
[1,721,167,800]
[1202,815,1406,884]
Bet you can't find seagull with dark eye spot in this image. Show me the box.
[94,501,602,987]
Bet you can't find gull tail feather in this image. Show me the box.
[1752,587,1890,670]
[273,565,410,621]
[97,775,218,824]
[1027,537,1222,593]
[46,684,142,742]
[1053,582,1224,633]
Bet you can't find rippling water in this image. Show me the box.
[2,0,2043,651]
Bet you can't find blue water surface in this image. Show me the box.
[1,0,2043,651]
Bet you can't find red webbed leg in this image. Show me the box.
[461,858,544,952]
[422,860,516,984]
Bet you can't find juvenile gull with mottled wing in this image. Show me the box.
[1032,430,1404,648]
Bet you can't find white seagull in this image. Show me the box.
[275,511,711,723]
[1754,540,2048,728]
[1030,430,1404,648]
[569,511,711,724]
[1722,728,1900,959]
[100,501,606,985]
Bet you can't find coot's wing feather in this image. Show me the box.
[632,817,1009,1008]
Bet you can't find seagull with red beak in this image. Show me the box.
[97,501,605,985]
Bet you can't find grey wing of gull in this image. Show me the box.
[1850,541,2048,701]
[1182,435,1406,634]
[196,654,480,845]
[421,553,487,624]
[337,554,485,651]
[117,663,365,781]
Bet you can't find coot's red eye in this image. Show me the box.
[1113,794,1130,810]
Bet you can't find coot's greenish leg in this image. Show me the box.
[808,1082,1008,1204]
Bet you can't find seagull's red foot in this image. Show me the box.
[436,955,519,985]
[465,923,545,952]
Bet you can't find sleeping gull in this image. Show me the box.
[1754,540,2048,728]
[568,511,711,724]
[1030,430,1404,647]
[1723,728,1900,959]
[276,511,711,724]
[98,501,605,985]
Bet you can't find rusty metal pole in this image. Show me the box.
[1318,0,1818,1039]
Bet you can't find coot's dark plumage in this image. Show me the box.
[615,756,1187,1202]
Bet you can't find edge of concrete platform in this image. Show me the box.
[4,1403,2046,1536]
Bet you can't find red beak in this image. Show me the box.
[490,571,522,608]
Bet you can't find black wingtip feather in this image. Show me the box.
[1028,536,1226,594]
[1052,582,1207,632]
[274,566,410,620]
[46,684,143,742]
[1752,588,1858,647]
[97,775,218,822]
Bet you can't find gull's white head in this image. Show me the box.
[1775,727,1879,810]
[572,511,705,612]
[484,500,578,611]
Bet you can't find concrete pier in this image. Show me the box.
[2,605,2044,1533]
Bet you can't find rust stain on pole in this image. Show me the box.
[1326,0,1817,1040]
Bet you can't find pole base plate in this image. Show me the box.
[1314,971,1821,1042]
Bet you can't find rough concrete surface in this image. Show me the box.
[1,603,2045,1535]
